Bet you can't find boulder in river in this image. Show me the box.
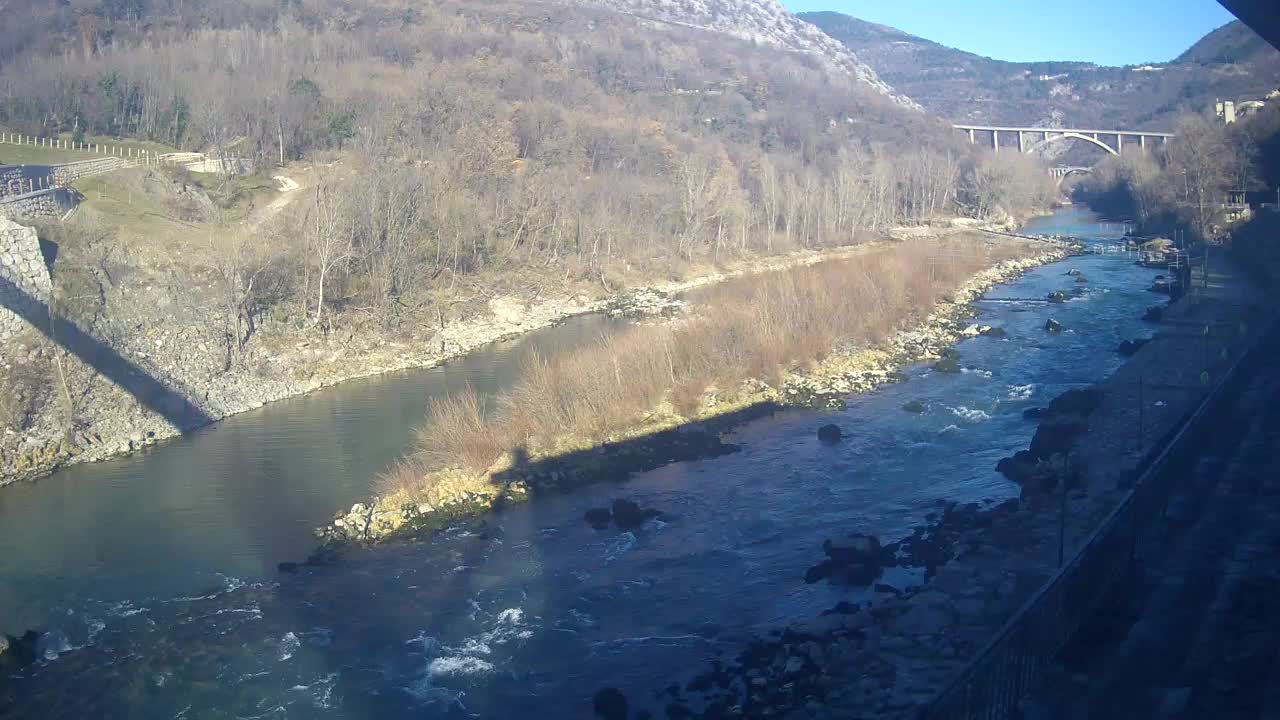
[0,631,40,672]
[1118,338,1151,357]
[1046,387,1103,417]
[1045,318,1063,334]
[817,424,843,444]
[1075,275,1090,284]
[1047,291,1067,304]
[610,498,659,529]
[584,507,612,530]
[933,356,962,374]
[1029,415,1089,460]
[903,400,926,414]
[1143,305,1164,323]
[805,534,884,586]
[1066,268,1082,276]
[592,688,629,720]
[980,326,1008,338]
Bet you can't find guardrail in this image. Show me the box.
[918,312,1278,719]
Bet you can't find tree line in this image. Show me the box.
[4,0,1057,338]
[1077,107,1280,242]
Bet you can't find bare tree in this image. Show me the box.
[304,181,354,327]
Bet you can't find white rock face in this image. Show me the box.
[561,0,920,109]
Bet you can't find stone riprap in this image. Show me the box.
[0,216,51,341]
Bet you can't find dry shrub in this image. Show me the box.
[396,236,1034,483]
[415,387,504,473]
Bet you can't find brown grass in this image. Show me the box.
[395,236,1034,490]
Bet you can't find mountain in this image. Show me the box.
[562,0,918,108]
[801,12,1280,132]
[0,0,915,110]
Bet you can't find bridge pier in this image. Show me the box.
[993,130,999,152]
[1018,131,1025,153]
[1117,134,1123,155]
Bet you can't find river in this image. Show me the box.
[0,208,1162,718]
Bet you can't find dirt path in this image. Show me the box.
[242,173,302,234]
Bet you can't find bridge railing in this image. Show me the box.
[917,312,1277,720]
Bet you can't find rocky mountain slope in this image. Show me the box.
[567,0,919,108]
[802,12,1280,131]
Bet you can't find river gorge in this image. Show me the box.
[0,209,1166,719]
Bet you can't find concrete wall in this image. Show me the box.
[0,216,52,341]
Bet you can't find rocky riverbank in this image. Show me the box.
[318,240,1073,547]
[0,239,901,487]
[641,249,1271,719]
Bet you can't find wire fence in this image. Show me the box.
[917,311,1277,719]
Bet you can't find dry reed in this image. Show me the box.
[398,236,1031,487]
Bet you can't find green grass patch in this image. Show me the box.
[1,128,178,167]
[0,143,96,167]
[73,171,190,238]
[188,171,278,216]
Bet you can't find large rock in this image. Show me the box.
[1044,318,1063,334]
[1046,387,1103,417]
[1118,338,1151,356]
[817,424,843,444]
[610,498,658,530]
[584,507,612,529]
[1029,415,1089,459]
[806,534,884,586]
[0,631,39,671]
[592,688,629,720]
[933,356,962,373]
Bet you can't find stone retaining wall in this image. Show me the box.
[0,216,51,341]
[52,157,134,184]
[0,187,77,221]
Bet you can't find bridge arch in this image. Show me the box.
[1026,132,1118,157]
[1051,166,1093,188]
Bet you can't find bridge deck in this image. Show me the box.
[953,124,1175,137]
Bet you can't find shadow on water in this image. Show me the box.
[0,402,792,720]
[1,210,1170,719]
[0,273,211,430]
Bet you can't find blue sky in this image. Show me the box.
[784,0,1238,66]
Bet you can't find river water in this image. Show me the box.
[0,208,1162,719]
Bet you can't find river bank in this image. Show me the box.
[0,209,1188,719]
[654,241,1271,718]
[320,236,1071,546]
[2,233,952,487]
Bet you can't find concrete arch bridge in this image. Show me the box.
[954,125,1174,157]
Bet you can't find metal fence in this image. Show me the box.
[918,313,1277,719]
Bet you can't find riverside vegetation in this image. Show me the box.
[323,233,1068,544]
[0,0,1060,483]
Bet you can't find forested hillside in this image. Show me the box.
[0,0,1045,320]
[0,0,1062,484]
[804,12,1280,131]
